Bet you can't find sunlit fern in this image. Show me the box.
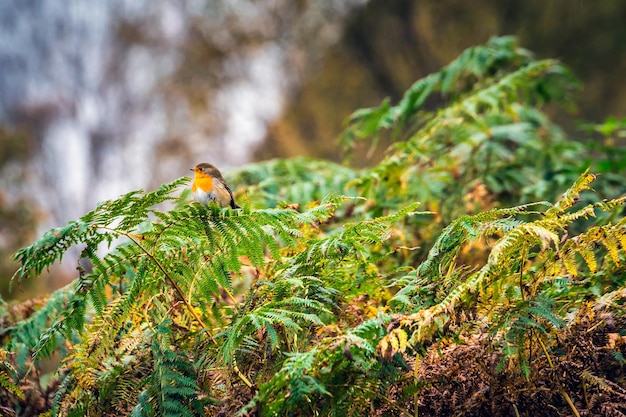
[3,36,626,417]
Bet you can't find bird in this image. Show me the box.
[191,163,240,209]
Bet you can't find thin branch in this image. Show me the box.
[102,227,214,342]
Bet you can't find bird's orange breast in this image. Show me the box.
[192,175,214,192]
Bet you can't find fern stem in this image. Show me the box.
[222,285,239,306]
[519,246,526,301]
[535,333,553,368]
[558,387,581,417]
[233,359,253,388]
[414,353,419,417]
[130,235,211,336]
[536,333,581,417]
[582,378,590,411]
[105,227,214,341]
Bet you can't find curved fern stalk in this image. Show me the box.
[121,229,210,331]
[32,210,211,356]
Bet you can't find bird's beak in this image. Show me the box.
[189,168,194,171]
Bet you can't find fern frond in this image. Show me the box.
[221,295,328,365]
[3,284,74,358]
[403,172,625,353]
[341,36,536,147]
[390,202,550,310]
[12,178,188,286]
[241,348,328,416]
[0,348,24,400]
[241,313,393,415]
[135,319,204,417]
[546,168,595,215]
[230,157,359,209]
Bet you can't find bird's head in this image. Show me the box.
[191,163,222,178]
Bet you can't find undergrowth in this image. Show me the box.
[1,36,625,417]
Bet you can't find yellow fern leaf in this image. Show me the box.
[603,228,621,266]
[378,337,390,358]
[389,332,399,351]
[396,328,408,353]
[617,229,626,254]
[391,329,409,352]
[562,251,578,277]
[577,246,597,273]
[547,169,595,215]
[525,224,560,250]
[380,328,409,359]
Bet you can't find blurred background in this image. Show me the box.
[1,0,625,299]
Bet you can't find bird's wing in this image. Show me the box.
[225,184,240,209]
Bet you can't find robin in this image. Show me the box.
[191,163,240,209]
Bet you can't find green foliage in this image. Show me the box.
[0,348,24,400]
[229,157,359,209]
[2,36,626,416]
[342,35,583,222]
[132,319,204,417]
[241,314,395,417]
